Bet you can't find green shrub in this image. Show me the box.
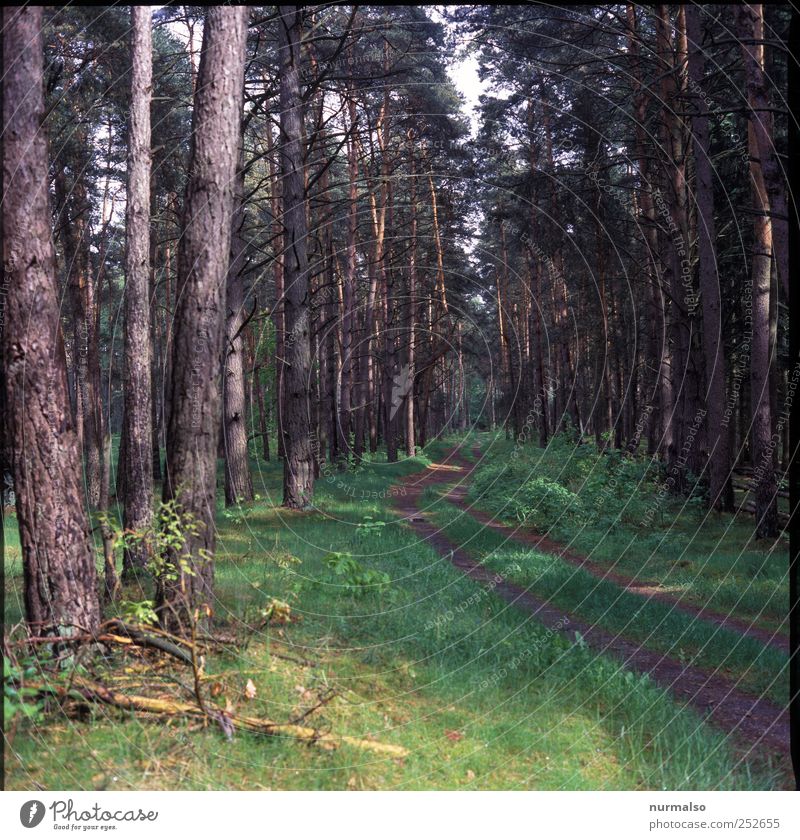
[512,476,585,532]
[321,551,392,599]
[470,433,665,533]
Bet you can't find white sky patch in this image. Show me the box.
[426,6,493,261]
[155,6,201,76]
[448,51,484,137]
[429,6,489,139]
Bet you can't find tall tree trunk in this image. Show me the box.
[159,193,177,471]
[83,251,104,509]
[150,212,163,483]
[56,163,103,508]
[338,93,357,465]
[378,74,399,462]
[736,3,779,538]
[735,4,789,305]
[98,201,118,601]
[223,160,255,506]
[156,6,248,630]
[405,136,418,457]
[787,4,800,792]
[266,119,286,459]
[53,171,81,441]
[248,329,271,462]
[686,4,733,511]
[278,5,315,509]
[122,6,154,577]
[626,3,667,456]
[656,4,694,485]
[2,6,100,636]
[540,86,580,439]
[498,223,518,436]
[319,168,339,466]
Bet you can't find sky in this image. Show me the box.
[449,52,484,137]
[430,5,487,138]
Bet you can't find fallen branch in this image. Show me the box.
[102,621,194,666]
[290,688,338,724]
[29,676,409,758]
[196,632,240,647]
[106,622,238,654]
[732,482,789,500]
[8,622,197,667]
[270,650,319,668]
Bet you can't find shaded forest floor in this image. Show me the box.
[3,434,791,789]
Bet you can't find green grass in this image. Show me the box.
[421,489,789,706]
[3,438,784,790]
[465,431,788,634]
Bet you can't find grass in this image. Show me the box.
[2,438,785,789]
[421,489,789,706]
[465,431,788,635]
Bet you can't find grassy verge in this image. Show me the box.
[465,432,788,635]
[3,441,783,789]
[422,489,788,706]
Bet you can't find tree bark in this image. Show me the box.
[686,4,734,512]
[655,4,696,485]
[405,135,418,457]
[150,217,163,483]
[626,3,668,457]
[122,6,155,577]
[736,3,779,538]
[379,74,399,462]
[2,6,100,636]
[223,160,255,506]
[735,4,789,305]
[156,6,249,630]
[266,119,286,460]
[278,6,315,509]
[338,92,357,465]
[248,329,270,462]
[55,161,103,508]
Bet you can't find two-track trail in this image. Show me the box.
[448,446,790,655]
[391,447,789,759]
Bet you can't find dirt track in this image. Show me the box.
[443,446,790,655]
[391,448,790,762]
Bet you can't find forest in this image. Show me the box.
[2,4,796,793]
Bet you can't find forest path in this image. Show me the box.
[390,448,789,758]
[447,446,790,655]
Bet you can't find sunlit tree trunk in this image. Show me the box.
[736,3,779,538]
[156,6,249,630]
[122,5,154,576]
[278,5,315,508]
[735,4,789,305]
